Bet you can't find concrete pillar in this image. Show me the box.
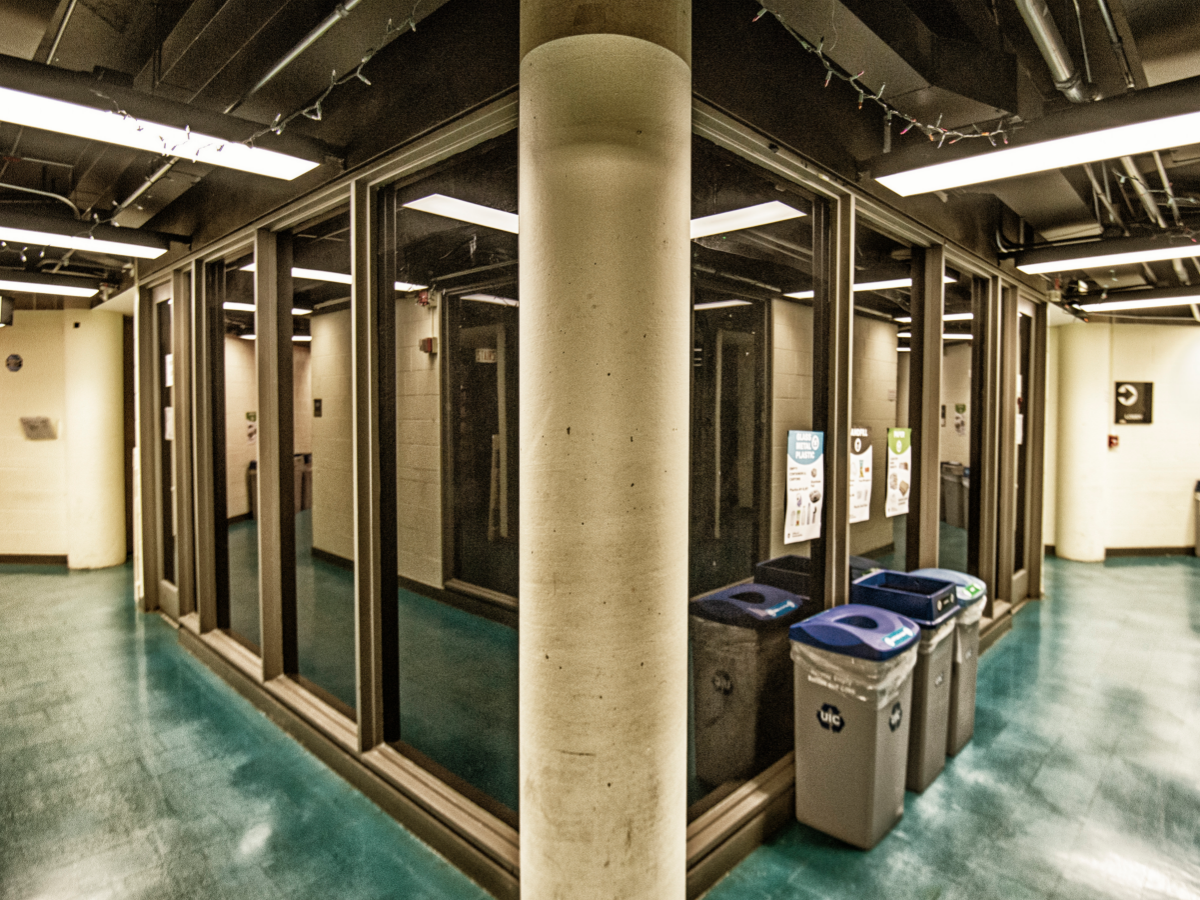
[518,3,691,898]
[64,310,127,568]
[1055,321,1110,561]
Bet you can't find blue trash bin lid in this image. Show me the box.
[850,570,962,628]
[691,584,809,629]
[909,568,987,607]
[789,604,920,661]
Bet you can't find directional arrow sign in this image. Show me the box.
[1114,382,1152,424]
[1117,383,1138,407]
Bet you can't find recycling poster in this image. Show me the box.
[885,427,912,518]
[849,426,872,524]
[785,430,824,544]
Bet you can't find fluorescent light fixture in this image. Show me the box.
[0,271,98,297]
[239,262,350,285]
[222,300,310,315]
[894,312,974,323]
[0,217,169,259]
[694,299,753,310]
[897,331,972,340]
[897,346,911,352]
[240,334,256,340]
[292,335,312,342]
[1015,235,1200,275]
[403,195,519,234]
[394,281,429,292]
[786,275,955,300]
[0,85,318,180]
[462,293,519,307]
[876,108,1200,197]
[690,201,806,240]
[1076,285,1200,313]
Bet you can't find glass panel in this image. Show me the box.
[217,252,261,651]
[157,297,176,586]
[850,223,914,570]
[1013,309,1032,573]
[380,134,519,821]
[937,266,976,573]
[289,205,357,715]
[687,136,818,815]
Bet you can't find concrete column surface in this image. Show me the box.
[65,310,127,568]
[518,10,691,900]
[1056,321,1110,561]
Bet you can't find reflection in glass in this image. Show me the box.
[937,267,977,574]
[217,253,261,650]
[289,206,357,714]
[687,137,819,813]
[380,134,520,821]
[157,297,176,587]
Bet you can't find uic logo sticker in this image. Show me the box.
[817,703,844,733]
[889,702,903,732]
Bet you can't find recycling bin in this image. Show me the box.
[755,555,882,596]
[789,604,920,849]
[911,568,988,756]
[940,462,965,528]
[690,584,816,787]
[851,571,961,792]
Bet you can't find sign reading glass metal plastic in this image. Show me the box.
[1114,382,1152,424]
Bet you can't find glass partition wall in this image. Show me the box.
[687,136,820,815]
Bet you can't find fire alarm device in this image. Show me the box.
[419,337,438,354]
[1107,434,1119,449]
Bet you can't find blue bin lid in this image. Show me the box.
[909,568,987,607]
[850,570,962,628]
[691,584,809,628]
[789,604,920,660]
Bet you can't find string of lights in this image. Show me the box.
[753,5,1021,151]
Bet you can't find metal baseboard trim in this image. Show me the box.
[178,628,519,900]
[980,612,1013,653]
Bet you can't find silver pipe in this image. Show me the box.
[1014,0,1098,102]
[1120,156,1167,228]
[0,182,81,217]
[1093,0,1137,89]
[1083,163,1126,230]
[1152,151,1182,225]
[46,0,80,65]
[113,159,178,217]
[1172,258,1190,285]
[239,0,364,108]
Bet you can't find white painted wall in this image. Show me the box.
[224,335,257,518]
[310,310,353,560]
[769,298,813,561]
[396,295,443,586]
[64,310,126,568]
[1042,326,1059,547]
[0,311,68,555]
[1051,322,1200,554]
[939,343,971,465]
[849,314,899,556]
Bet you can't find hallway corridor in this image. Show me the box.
[1,556,1197,899]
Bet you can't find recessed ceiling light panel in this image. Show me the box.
[690,201,805,240]
[403,195,520,234]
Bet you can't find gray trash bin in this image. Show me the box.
[690,585,816,787]
[941,463,965,528]
[789,605,920,849]
[911,568,988,756]
[852,571,961,793]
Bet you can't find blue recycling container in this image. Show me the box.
[689,584,814,786]
[788,605,920,849]
[850,570,959,627]
[754,555,883,596]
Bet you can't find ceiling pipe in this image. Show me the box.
[1093,0,1137,89]
[1152,151,1183,225]
[226,0,365,114]
[1014,0,1099,103]
[1120,156,1168,228]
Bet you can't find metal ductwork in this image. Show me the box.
[1014,0,1099,102]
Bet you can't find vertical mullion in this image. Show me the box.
[353,179,384,750]
[256,228,297,680]
[136,288,160,613]
[906,244,945,571]
[814,192,854,608]
[995,287,1019,605]
[1025,300,1048,599]
[193,260,219,631]
[973,276,1003,613]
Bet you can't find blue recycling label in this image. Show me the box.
[883,626,914,647]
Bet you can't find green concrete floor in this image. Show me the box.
[1,555,1197,899]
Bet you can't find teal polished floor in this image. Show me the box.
[2,556,1198,900]
[707,554,1200,900]
[0,563,490,900]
